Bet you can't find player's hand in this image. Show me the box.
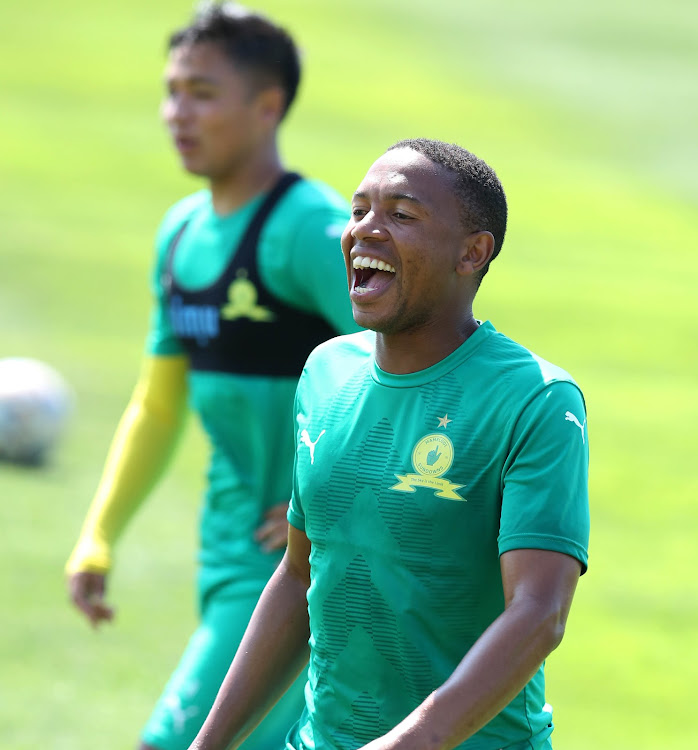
[68,571,115,628]
[255,502,290,552]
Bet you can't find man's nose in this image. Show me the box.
[163,94,192,124]
[352,213,386,241]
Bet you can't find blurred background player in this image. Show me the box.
[65,3,358,749]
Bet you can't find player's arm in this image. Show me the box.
[189,523,312,750]
[65,354,188,626]
[360,549,581,750]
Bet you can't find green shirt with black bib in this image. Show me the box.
[148,174,358,597]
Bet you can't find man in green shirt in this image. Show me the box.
[65,4,357,750]
[189,138,590,750]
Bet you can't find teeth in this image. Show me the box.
[352,255,396,273]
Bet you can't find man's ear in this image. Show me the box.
[456,231,495,276]
[255,86,285,128]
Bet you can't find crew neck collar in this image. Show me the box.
[369,321,494,388]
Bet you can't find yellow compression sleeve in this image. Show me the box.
[65,355,189,575]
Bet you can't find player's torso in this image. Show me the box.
[292,326,565,750]
[161,179,334,572]
[190,369,297,574]
[295,335,513,637]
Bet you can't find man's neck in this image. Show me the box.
[209,147,284,216]
[374,315,480,375]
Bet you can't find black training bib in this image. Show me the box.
[162,173,338,376]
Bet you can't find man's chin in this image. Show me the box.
[351,306,397,335]
[177,155,209,177]
[183,166,209,178]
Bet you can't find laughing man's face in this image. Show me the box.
[341,148,470,336]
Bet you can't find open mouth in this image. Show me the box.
[175,136,198,153]
[352,255,396,296]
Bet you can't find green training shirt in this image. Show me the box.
[147,178,358,593]
[287,322,590,750]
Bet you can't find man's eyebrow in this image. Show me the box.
[352,190,424,204]
[164,74,218,86]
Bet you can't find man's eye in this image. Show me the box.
[394,212,412,220]
[352,208,367,218]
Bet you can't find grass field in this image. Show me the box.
[1,1,697,748]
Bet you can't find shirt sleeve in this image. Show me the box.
[145,220,186,357]
[498,381,590,572]
[287,388,307,531]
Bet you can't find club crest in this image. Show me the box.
[391,433,465,501]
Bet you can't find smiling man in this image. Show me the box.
[188,139,590,750]
[65,4,357,750]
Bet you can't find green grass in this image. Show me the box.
[1,1,697,747]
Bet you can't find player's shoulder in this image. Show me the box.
[311,329,373,358]
[285,176,349,214]
[483,324,579,388]
[301,330,374,385]
[262,176,350,267]
[469,324,587,436]
[268,176,349,237]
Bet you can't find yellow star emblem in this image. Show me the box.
[437,414,452,429]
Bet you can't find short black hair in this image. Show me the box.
[388,138,508,279]
[168,1,301,119]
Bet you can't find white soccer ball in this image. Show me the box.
[0,357,73,464]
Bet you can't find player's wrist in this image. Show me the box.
[65,540,111,575]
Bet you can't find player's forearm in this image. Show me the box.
[190,554,311,750]
[66,356,188,573]
[366,598,567,750]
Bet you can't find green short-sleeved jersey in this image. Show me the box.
[287,322,590,750]
[146,179,358,588]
